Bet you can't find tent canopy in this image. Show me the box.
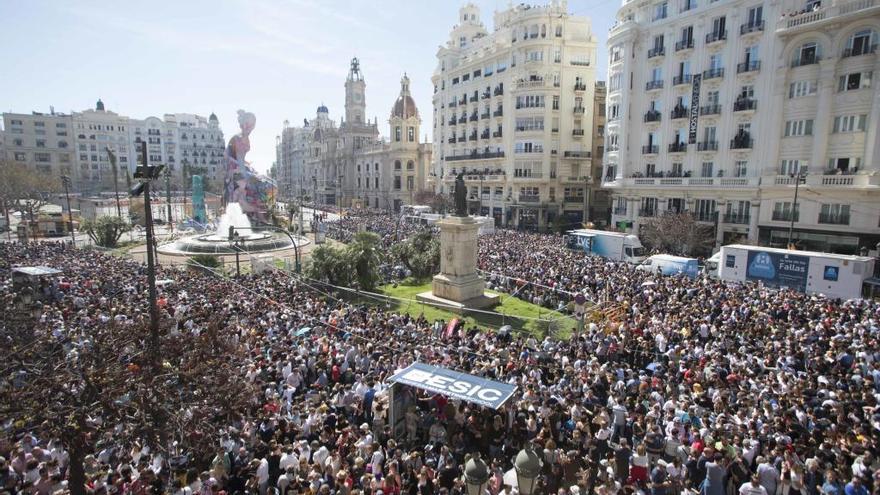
[387,362,518,410]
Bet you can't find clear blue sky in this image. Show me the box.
[1,0,618,173]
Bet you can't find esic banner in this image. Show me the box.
[388,362,517,410]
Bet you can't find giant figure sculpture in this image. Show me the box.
[192,175,206,226]
[224,110,277,222]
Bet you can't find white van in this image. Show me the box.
[636,254,700,278]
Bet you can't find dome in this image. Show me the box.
[317,104,329,114]
[391,74,418,119]
[392,95,419,119]
[209,112,218,122]
[96,99,105,111]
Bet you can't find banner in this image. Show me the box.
[388,362,518,410]
[746,250,809,292]
[688,74,702,144]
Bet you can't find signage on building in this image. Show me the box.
[688,74,702,144]
[745,250,809,292]
[387,362,518,410]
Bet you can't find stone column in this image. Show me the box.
[748,199,760,243]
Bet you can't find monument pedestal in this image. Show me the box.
[416,215,499,311]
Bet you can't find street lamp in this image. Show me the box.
[106,147,123,218]
[514,447,542,495]
[786,169,807,249]
[60,175,76,246]
[463,453,490,495]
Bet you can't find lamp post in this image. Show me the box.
[312,175,318,230]
[181,160,189,224]
[164,166,173,234]
[514,447,542,495]
[60,175,76,246]
[463,454,490,495]
[786,170,806,249]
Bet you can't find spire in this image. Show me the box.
[347,57,363,82]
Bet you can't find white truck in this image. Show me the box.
[717,244,875,300]
[564,229,646,264]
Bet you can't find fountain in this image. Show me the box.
[158,202,309,256]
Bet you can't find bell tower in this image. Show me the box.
[345,57,366,125]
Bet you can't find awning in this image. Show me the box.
[12,266,62,277]
[387,362,518,410]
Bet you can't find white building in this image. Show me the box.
[3,100,224,197]
[603,0,880,253]
[431,1,600,230]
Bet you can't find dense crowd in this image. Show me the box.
[1,226,879,495]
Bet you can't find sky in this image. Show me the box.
[1,0,619,174]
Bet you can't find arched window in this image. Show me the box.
[541,24,547,38]
[408,127,415,142]
[555,25,563,37]
[793,42,820,67]
[845,29,877,57]
[407,160,414,170]
[395,126,402,141]
[395,160,402,171]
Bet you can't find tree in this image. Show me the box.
[81,216,132,248]
[411,190,451,214]
[0,162,61,236]
[187,254,221,274]
[345,231,382,290]
[306,245,353,287]
[0,317,253,495]
[391,229,440,279]
[640,212,715,256]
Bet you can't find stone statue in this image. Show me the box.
[454,172,467,217]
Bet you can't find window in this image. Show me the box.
[671,162,683,176]
[651,67,662,82]
[701,161,714,177]
[641,197,658,215]
[784,119,814,137]
[747,5,763,25]
[653,2,668,20]
[58,140,68,148]
[789,80,817,98]
[34,153,51,163]
[838,71,872,91]
[734,160,748,177]
[681,25,694,43]
[709,54,723,70]
[794,42,819,65]
[554,48,561,63]
[725,255,736,268]
[394,160,402,171]
[818,204,850,225]
[739,85,755,99]
[407,127,415,142]
[832,114,867,133]
[773,201,798,221]
[406,160,415,171]
[13,138,23,146]
[10,119,23,126]
[846,29,876,56]
[394,176,401,190]
[395,126,402,141]
[515,95,545,108]
[711,16,726,36]
[681,0,696,12]
[779,159,803,175]
[828,157,860,172]
[609,73,622,90]
[14,152,26,161]
[407,176,414,190]
[694,199,716,221]
[33,121,45,127]
[552,95,559,110]
[35,139,46,148]
[703,126,717,143]
[555,25,562,37]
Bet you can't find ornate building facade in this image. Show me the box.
[276,59,432,211]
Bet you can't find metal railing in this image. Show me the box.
[703,68,725,79]
[737,60,761,73]
[740,21,765,34]
[644,110,662,122]
[675,39,694,51]
[673,74,693,85]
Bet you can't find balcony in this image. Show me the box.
[574,82,587,91]
[772,210,799,222]
[457,136,466,142]
[668,142,687,152]
[695,212,717,222]
[644,110,662,123]
[733,98,757,112]
[642,145,659,155]
[671,106,688,119]
[818,213,850,225]
[607,144,620,152]
[673,74,693,86]
[619,176,760,188]
[469,114,478,122]
[492,130,503,138]
[737,60,761,73]
[445,151,505,161]
[791,56,819,68]
[613,206,628,215]
[458,116,467,124]
[573,106,585,114]
[481,92,491,99]
[740,20,765,34]
[481,112,490,119]
[638,208,657,217]
[697,141,719,151]
[447,137,456,144]
[648,46,666,58]
[843,44,878,57]
[646,80,664,91]
[459,99,467,106]
[480,131,490,139]
[468,133,478,141]
[703,68,724,79]
[493,109,504,117]
[494,87,504,96]
[515,126,544,133]
[564,196,585,203]
[447,118,457,125]
[519,195,541,203]
[513,170,544,179]
[572,129,585,137]
[777,0,880,32]
[700,104,722,115]
[563,151,591,158]
[705,30,727,44]
[675,39,694,51]
[469,95,478,103]
[722,212,751,224]
[730,136,754,149]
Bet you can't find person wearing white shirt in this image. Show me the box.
[739,475,769,495]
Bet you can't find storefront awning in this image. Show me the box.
[387,362,518,410]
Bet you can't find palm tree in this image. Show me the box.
[345,231,382,290]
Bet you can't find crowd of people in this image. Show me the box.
[1,217,879,495]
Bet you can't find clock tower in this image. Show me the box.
[345,57,366,125]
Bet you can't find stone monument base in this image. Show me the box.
[415,290,500,312]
